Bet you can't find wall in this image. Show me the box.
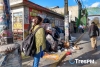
[88,16,100,27]
[55,16,64,30]
[50,6,78,21]
[10,0,23,6]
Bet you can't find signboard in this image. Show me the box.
[29,8,42,22]
[87,7,100,16]
[29,8,40,17]
[13,12,23,41]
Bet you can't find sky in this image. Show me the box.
[29,0,100,8]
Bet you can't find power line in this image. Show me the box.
[75,0,78,5]
[80,0,86,8]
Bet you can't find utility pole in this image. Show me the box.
[0,1,21,67]
[76,0,82,28]
[0,0,12,44]
[64,0,69,45]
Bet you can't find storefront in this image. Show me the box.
[11,7,24,41]
[10,0,64,41]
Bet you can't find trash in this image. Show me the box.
[64,42,70,48]
[71,36,76,41]
[64,49,68,51]
[70,48,76,53]
[61,48,65,51]
[43,54,59,60]
[57,46,61,50]
[63,63,66,64]
[59,33,64,40]
[73,47,76,50]
[58,50,61,53]
[66,51,71,55]
[73,45,80,50]
[51,52,56,53]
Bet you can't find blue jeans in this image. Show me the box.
[33,46,44,67]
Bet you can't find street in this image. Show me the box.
[22,32,100,67]
[0,0,100,67]
[58,32,100,67]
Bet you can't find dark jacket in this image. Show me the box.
[88,25,99,37]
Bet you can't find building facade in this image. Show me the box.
[50,6,78,33]
[50,6,78,21]
[9,0,64,41]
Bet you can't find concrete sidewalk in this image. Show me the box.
[71,32,85,43]
[58,32,100,67]
[22,32,85,67]
[39,51,66,67]
[22,52,66,67]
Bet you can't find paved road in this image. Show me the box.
[58,32,100,67]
